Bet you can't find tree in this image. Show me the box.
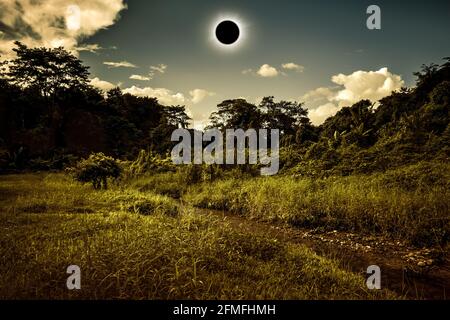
[259,96,309,135]
[413,58,450,104]
[295,123,319,145]
[430,81,450,106]
[165,105,191,128]
[6,41,90,98]
[208,99,263,130]
[375,88,413,126]
[0,59,7,79]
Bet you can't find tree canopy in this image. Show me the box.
[0,41,448,175]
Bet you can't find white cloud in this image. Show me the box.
[301,87,336,103]
[282,62,304,72]
[0,0,127,59]
[308,103,341,126]
[75,43,103,53]
[331,67,404,107]
[90,77,118,91]
[123,86,185,106]
[257,64,279,77]
[130,74,151,81]
[303,67,404,125]
[242,68,253,75]
[150,64,167,74]
[189,89,215,104]
[75,43,116,53]
[104,61,137,68]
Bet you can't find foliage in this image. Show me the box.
[207,96,312,146]
[68,153,122,190]
[1,41,449,179]
[126,150,176,177]
[7,41,90,97]
[208,99,263,130]
[0,42,191,165]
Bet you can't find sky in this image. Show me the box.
[1,0,449,127]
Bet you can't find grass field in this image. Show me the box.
[137,161,450,247]
[0,173,394,300]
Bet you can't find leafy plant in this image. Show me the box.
[68,153,122,189]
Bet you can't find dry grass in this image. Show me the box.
[0,173,394,300]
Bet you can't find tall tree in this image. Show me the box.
[208,99,263,130]
[6,41,90,98]
[165,105,191,128]
[259,96,309,134]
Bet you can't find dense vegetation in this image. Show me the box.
[123,160,448,247]
[1,42,449,176]
[0,42,190,171]
[0,43,448,299]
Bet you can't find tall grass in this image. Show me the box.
[0,174,393,299]
[185,162,450,246]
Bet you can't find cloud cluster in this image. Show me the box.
[130,74,152,81]
[90,77,119,91]
[75,43,107,53]
[282,62,304,72]
[120,86,216,106]
[104,61,137,68]
[244,62,304,78]
[150,64,167,74]
[127,63,167,82]
[257,64,279,77]
[189,89,215,104]
[0,0,127,59]
[303,68,404,125]
[301,87,336,103]
[331,68,404,107]
[123,86,186,106]
[307,103,341,126]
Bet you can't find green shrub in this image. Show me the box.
[67,153,122,190]
[126,150,175,178]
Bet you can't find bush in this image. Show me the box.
[126,150,175,178]
[67,153,122,190]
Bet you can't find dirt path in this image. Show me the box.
[188,204,450,300]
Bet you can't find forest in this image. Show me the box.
[0,42,449,177]
[0,42,449,300]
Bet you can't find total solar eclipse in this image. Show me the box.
[215,20,240,45]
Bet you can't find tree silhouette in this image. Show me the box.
[7,42,90,98]
[208,99,263,130]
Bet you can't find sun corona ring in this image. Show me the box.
[210,14,247,51]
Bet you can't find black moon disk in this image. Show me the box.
[215,20,240,45]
